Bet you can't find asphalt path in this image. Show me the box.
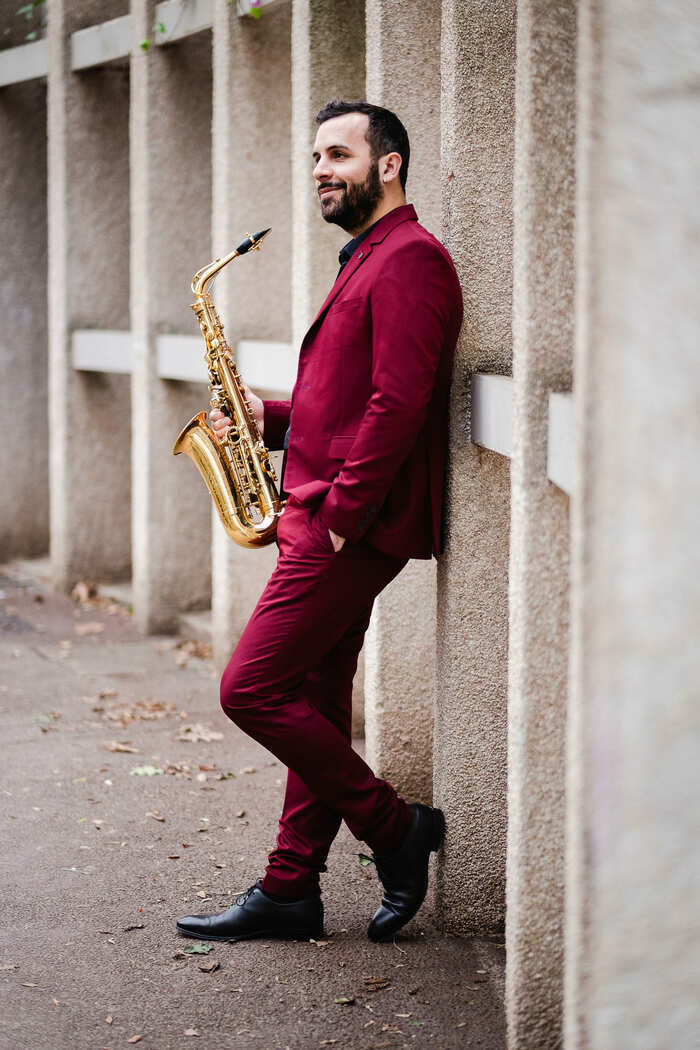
[0,561,505,1050]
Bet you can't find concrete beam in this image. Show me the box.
[548,392,575,496]
[471,373,513,458]
[0,39,48,87]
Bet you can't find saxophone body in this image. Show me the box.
[172,229,283,548]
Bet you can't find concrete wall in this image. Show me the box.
[566,2,700,1047]
[435,0,515,935]
[210,0,292,668]
[48,0,131,590]
[362,0,442,803]
[506,1,575,1045]
[0,73,48,559]
[130,3,212,633]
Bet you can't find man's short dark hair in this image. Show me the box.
[316,100,410,191]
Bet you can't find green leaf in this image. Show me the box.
[25,29,37,39]
[32,714,51,724]
[358,853,374,867]
[17,5,35,19]
[334,996,355,1005]
[130,764,163,776]
[140,39,149,51]
[183,942,214,955]
[249,7,262,18]
[155,21,166,33]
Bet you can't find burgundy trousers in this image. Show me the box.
[219,497,412,898]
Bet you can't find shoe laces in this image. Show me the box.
[234,883,258,908]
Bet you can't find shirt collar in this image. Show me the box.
[337,217,383,273]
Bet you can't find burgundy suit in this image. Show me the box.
[220,205,463,898]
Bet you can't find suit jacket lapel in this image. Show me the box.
[304,245,374,337]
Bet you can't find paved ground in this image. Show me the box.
[0,560,506,1050]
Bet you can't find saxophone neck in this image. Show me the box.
[191,228,272,297]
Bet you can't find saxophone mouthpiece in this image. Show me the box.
[236,228,272,255]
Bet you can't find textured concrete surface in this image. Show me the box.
[505,2,575,1047]
[566,2,700,1048]
[210,0,291,669]
[0,559,506,1050]
[290,0,365,347]
[435,0,515,936]
[130,6,213,634]
[362,0,441,806]
[48,0,132,590]
[0,74,49,560]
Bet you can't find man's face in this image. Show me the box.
[312,113,383,233]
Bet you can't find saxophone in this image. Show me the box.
[172,229,283,548]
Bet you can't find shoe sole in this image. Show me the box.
[176,924,323,943]
[367,807,446,943]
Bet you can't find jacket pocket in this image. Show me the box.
[329,434,356,460]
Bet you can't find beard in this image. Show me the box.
[318,160,383,232]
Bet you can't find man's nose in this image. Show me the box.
[313,157,332,182]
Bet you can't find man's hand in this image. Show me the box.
[210,384,264,443]
[328,528,345,552]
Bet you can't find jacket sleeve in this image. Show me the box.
[317,241,458,542]
[262,399,292,451]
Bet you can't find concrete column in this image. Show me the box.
[290,0,365,346]
[362,0,441,803]
[48,0,131,589]
[131,3,213,633]
[435,0,515,934]
[210,0,292,668]
[566,2,700,1048]
[505,1,575,1046]
[0,66,48,559]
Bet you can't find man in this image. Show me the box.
[177,100,463,944]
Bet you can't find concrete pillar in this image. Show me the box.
[505,1,575,1046]
[210,0,292,668]
[131,3,213,633]
[566,2,700,1047]
[435,0,515,934]
[0,67,48,559]
[362,0,441,803]
[48,0,131,589]
[290,0,365,347]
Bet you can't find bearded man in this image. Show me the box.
[177,100,463,944]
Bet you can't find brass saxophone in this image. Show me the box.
[172,229,283,548]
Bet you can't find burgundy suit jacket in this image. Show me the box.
[263,204,463,560]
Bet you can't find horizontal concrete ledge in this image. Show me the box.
[471,373,513,458]
[0,0,288,85]
[471,373,575,497]
[547,392,576,496]
[0,39,48,87]
[72,329,295,392]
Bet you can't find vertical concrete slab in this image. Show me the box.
[435,0,515,935]
[48,0,131,590]
[0,73,48,559]
[290,0,365,346]
[131,3,213,633]
[362,0,441,804]
[566,2,700,1048]
[506,1,575,1046]
[210,0,292,669]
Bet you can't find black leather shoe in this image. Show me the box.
[367,803,445,942]
[176,880,324,943]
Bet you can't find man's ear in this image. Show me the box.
[381,151,403,184]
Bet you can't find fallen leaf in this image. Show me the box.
[123,924,145,932]
[199,764,216,772]
[145,811,166,822]
[74,621,105,636]
[51,998,60,1006]
[195,891,209,899]
[130,765,164,777]
[241,767,256,774]
[168,854,180,860]
[216,772,236,781]
[0,964,18,971]
[195,772,207,783]
[105,741,139,754]
[320,1042,338,1046]
[235,809,245,818]
[177,724,223,743]
[183,943,214,955]
[71,581,98,603]
[334,996,355,1005]
[127,1037,143,1044]
[198,960,220,973]
[22,982,38,987]
[184,1030,200,1038]
[363,975,391,992]
[105,1015,113,1024]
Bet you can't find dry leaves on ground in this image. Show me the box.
[94,697,178,727]
[177,724,223,743]
[104,741,139,754]
[74,621,105,636]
